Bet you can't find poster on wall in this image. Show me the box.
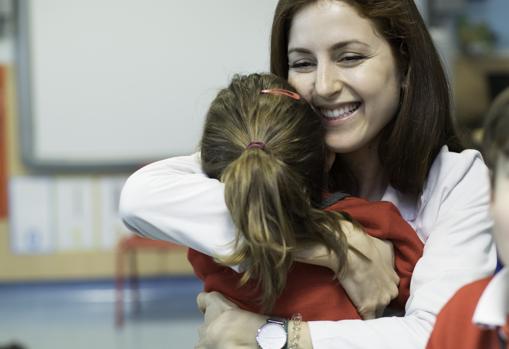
[9,177,54,254]
[54,178,95,252]
[98,176,131,249]
[8,175,130,254]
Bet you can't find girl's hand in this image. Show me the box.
[340,225,399,319]
[295,221,399,319]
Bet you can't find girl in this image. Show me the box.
[189,73,423,327]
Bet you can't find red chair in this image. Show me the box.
[115,235,185,328]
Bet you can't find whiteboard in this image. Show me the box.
[16,0,277,170]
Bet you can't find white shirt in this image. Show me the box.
[119,146,497,349]
[472,267,508,329]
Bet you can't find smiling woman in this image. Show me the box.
[120,0,496,348]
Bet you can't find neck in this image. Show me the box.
[341,142,387,201]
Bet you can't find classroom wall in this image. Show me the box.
[0,65,193,282]
[0,0,278,283]
[0,0,276,283]
[0,0,231,282]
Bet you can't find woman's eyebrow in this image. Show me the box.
[331,40,368,50]
[287,47,312,55]
[288,40,369,55]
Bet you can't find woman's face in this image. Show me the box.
[492,153,509,267]
[287,0,401,154]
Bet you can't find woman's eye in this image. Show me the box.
[338,54,366,65]
[289,61,315,71]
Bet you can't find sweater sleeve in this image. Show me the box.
[119,153,237,258]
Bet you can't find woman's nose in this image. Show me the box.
[314,62,343,99]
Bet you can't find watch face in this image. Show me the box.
[256,322,286,349]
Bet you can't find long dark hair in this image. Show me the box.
[200,73,348,311]
[270,0,464,196]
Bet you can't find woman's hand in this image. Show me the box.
[195,292,314,349]
[197,291,238,326]
[195,292,265,349]
[340,223,399,319]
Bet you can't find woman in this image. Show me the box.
[120,0,496,347]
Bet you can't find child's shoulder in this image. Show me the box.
[437,276,493,323]
[427,275,497,349]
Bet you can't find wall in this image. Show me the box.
[0,0,275,282]
[0,42,192,282]
[465,0,509,51]
[18,0,274,170]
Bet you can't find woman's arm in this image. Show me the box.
[119,153,237,257]
[195,152,497,349]
[305,153,497,348]
[121,153,400,314]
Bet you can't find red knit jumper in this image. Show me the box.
[188,196,424,320]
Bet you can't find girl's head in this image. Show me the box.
[270,0,462,195]
[483,88,509,267]
[201,73,326,206]
[201,73,347,310]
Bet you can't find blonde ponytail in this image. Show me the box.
[201,73,349,312]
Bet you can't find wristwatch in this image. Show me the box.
[256,317,288,349]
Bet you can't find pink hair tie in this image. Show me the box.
[246,141,266,150]
[260,88,301,100]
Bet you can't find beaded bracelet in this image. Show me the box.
[288,313,302,349]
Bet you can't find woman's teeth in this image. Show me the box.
[319,102,361,119]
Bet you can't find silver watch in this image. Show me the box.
[255,317,287,349]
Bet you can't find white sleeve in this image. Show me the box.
[308,155,497,349]
[119,153,237,257]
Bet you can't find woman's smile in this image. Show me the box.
[318,101,362,125]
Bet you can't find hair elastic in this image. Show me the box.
[246,141,266,150]
[260,88,301,100]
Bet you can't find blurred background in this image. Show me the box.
[0,0,507,348]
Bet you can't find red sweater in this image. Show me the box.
[427,276,509,349]
[188,196,424,320]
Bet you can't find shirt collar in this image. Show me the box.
[381,185,417,222]
[473,267,509,328]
